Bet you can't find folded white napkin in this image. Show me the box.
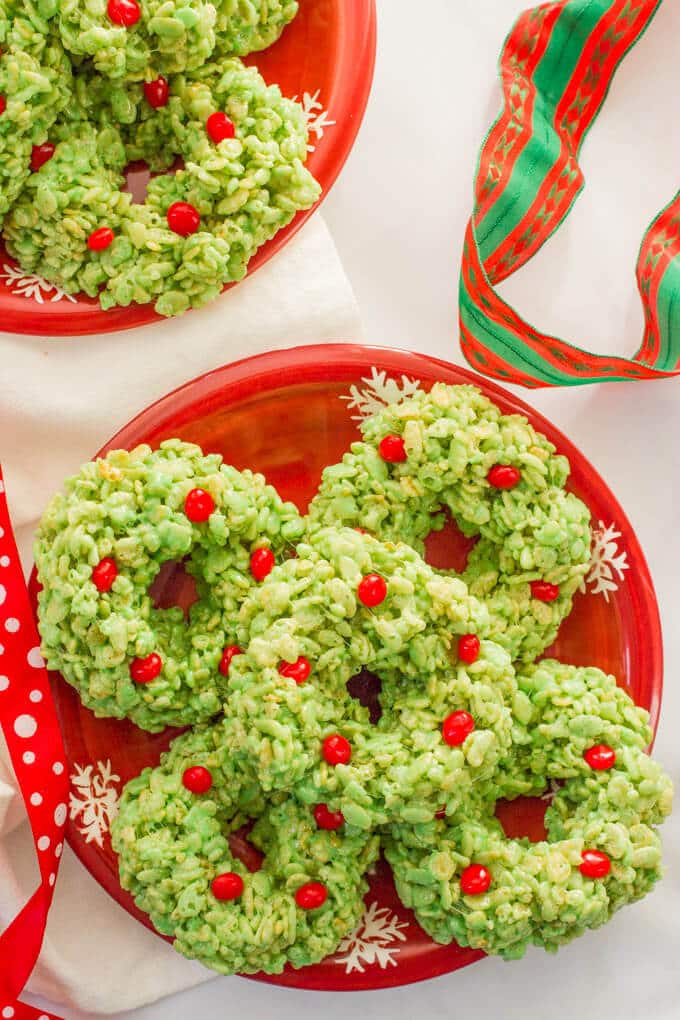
[0,214,362,1015]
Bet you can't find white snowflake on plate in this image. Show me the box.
[336,901,409,974]
[0,261,77,303]
[584,521,629,602]
[69,759,120,846]
[292,89,336,152]
[341,366,422,421]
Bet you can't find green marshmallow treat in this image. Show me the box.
[112,723,379,975]
[55,0,297,82]
[385,661,673,959]
[219,525,518,828]
[34,439,305,731]
[0,4,72,222]
[309,383,592,662]
[213,0,299,58]
[3,57,320,317]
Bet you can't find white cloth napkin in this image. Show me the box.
[0,214,362,1015]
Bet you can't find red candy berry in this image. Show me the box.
[584,744,617,771]
[442,710,475,746]
[279,656,311,685]
[487,464,521,489]
[530,580,560,602]
[184,487,215,522]
[88,227,115,252]
[295,882,327,910]
[219,645,243,677]
[0,95,5,115]
[211,872,244,901]
[91,557,118,593]
[579,849,611,879]
[31,142,55,171]
[207,111,236,143]
[130,653,162,684]
[182,766,213,794]
[457,634,480,664]
[460,863,492,895]
[358,573,387,607]
[313,803,345,830]
[378,434,407,463]
[250,547,275,581]
[322,733,351,765]
[167,201,201,236]
[107,0,141,26]
[143,76,169,108]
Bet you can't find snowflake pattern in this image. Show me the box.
[341,366,423,421]
[584,521,629,602]
[336,902,409,974]
[69,760,121,846]
[293,89,336,152]
[0,261,77,303]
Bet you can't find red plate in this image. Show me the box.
[34,345,663,990]
[0,1,376,336]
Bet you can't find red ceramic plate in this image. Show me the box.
[0,1,376,337]
[36,345,663,990]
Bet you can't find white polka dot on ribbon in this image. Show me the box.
[27,646,46,669]
[13,713,37,738]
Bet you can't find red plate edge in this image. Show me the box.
[1,2,377,337]
[32,343,664,991]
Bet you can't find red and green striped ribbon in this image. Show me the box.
[459,0,680,387]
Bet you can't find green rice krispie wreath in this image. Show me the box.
[112,721,379,975]
[385,661,673,959]
[309,383,593,662]
[0,4,72,221]
[34,439,305,731]
[3,55,320,316]
[217,525,518,828]
[55,0,298,82]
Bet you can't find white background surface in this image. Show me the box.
[27,0,680,1016]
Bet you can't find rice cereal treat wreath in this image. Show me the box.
[3,56,320,316]
[55,0,298,82]
[111,722,379,975]
[34,439,305,731]
[217,525,518,828]
[0,3,72,221]
[308,384,592,662]
[384,661,673,959]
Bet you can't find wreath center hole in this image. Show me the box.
[228,821,264,873]
[424,509,478,573]
[123,157,184,204]
[149,559,199,619]
[495,795,549,843]
[346,668,383,724]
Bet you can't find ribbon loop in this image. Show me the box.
[460,0,680,386]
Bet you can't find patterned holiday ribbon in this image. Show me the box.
[0,468,66,1020]
[459,0,680,387]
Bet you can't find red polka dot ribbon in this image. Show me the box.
[459,0,680,387]
[0,468,66,1020]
